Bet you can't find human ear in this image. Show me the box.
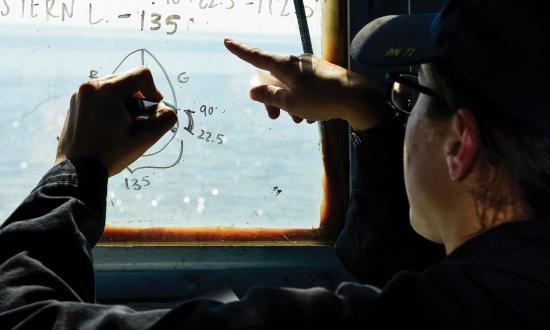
[445,109,479,181]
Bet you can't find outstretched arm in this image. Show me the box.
[225,39,445,285]
[224,38,391,130]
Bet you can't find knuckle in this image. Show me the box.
[250,47,264,57]
[100,81,116,92]
[266,86,277,97]
[135,66,156,87]
[267,87,281,103]
[165,108,179,124]
[138,66,153,78]
[288,55,301,65]
[280,55,300,77]
[78,80,97,96]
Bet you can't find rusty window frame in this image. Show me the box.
[99,0,350,246]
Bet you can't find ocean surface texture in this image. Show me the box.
[0,12,324,230]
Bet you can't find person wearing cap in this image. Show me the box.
[224,0,550,327]
[1,0,549,329]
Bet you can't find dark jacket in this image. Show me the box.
[2,122,549,329]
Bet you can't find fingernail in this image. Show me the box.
[224,38,232,44]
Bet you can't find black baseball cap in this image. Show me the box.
[351,0,549,136]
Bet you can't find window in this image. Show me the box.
[0,0,348,244]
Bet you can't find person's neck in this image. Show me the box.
[441,196,529,254]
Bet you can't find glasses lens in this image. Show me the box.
[391,74,419,114]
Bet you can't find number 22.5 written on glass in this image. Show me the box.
[198,130,225,145]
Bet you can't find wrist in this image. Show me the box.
[54,154,68,166]
[340,71,392,131]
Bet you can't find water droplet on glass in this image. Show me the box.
[211,188,219,196]
[151,200,158,207]
[19,161,28,169]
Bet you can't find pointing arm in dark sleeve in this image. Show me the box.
[335,119,445,286]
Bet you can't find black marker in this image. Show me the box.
[125,97,177,117]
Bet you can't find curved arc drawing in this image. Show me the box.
[112,48,189,174]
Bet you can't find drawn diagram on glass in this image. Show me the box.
[112,48,195,174]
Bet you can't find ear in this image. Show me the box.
[445,108,480,181]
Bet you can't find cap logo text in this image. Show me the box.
[385,48,416,57]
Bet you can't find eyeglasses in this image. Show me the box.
[386,72,447,115]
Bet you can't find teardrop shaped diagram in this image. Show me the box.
[112,49,190,174]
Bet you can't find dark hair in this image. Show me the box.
[426,60,550,224]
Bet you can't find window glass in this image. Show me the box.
[0,0,323,230]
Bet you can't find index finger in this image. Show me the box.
[106,66,164,101]
[224,38,294,83]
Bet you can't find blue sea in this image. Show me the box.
[0,25,324,229]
